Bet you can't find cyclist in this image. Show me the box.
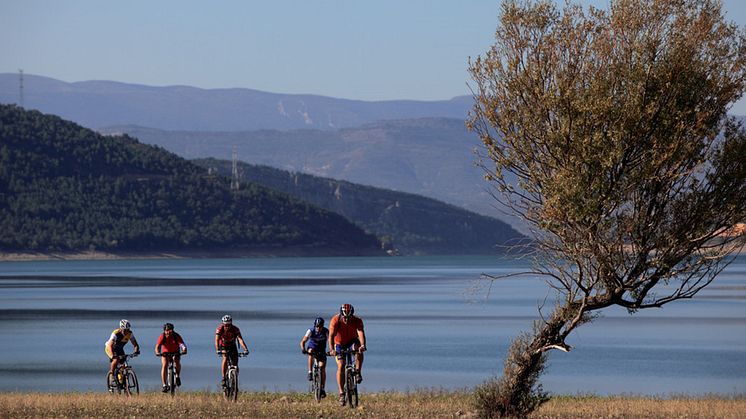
[104,319,140,387]
[215,314,249,388]
[300,317,329,398]
[155,322,188,393]
[328,303,366,406]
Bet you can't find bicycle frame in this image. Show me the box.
[337,348,359,408]
[158,352,180,396]
[107,352,139,396]
[303,349,325,402]
[218,350,248,402]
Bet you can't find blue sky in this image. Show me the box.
[1,0,745,112]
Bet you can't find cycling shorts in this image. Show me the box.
[106,345,125,361]
[335,339,360,361]
[219,344,238,366]
[305,346,327,362]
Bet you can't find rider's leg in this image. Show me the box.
[109,358,119,376]
[335,357,345,394]
[356,351,364,373]
[175,357,181,376]
[319,359,326,389]
[221,356,228,378]
[161,356,168,385]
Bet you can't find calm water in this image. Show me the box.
[0,255,744,395]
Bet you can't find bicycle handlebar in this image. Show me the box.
[217,350,249,357]
[156,351,184,357]
[302,349,334,356]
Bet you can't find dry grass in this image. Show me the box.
[532,395,746,419]
[0,391,472,419]
[0,392,744,418]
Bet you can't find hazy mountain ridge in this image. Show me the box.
[195,158,525,255]
[99,118,505,223]
[0,73,471,131]
[0,105,381,254]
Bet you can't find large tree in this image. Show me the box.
[468,0,746,417]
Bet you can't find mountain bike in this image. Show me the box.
[218,350,249,402]
[337,348,359,408]
[157,351,183,396]
[302,349,325,402]
[106,352,139,396]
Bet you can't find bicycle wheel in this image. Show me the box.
[106,371,119,394]
[222,372,231,400]
[168,367,175,396]
[228,369,239,402]
[126,370,139,395]
[312,367,322,402]
[345,369,358,408]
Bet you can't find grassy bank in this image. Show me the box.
[1,391,745,418]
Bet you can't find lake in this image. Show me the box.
[0,255,744,395]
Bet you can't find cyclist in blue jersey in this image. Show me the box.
[300,317,329,398]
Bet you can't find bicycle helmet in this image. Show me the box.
[340,304,354,317]
[221,314,232,324]
[119,319,131,330]
[163,322,174,331]
[314,317,324,327]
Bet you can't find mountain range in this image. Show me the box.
[98,118,504,220]
[0,73,471,131]
[0,74,521,231]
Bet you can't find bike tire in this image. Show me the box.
[126,370,139,395]
[313,368,322,402]
[168,367,175,396]
[222,373,231,400]
[346,369,358,408]
[228,369,239,402]
[106,371,118,394]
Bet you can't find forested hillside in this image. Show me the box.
[0,105,381,254]
[195,158,524,255]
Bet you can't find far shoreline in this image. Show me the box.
[0,247,388,262]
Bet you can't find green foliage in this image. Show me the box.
[0,105,380,253]
[469,0,746,417]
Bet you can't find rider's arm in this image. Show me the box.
[154,334,163,355]
[237,335,248,352]
[214,333,220,352]
[176,333,187,354]
[357,328,366,351]
[130,336,140,353]
[328,320,337,354]
[356,317,366,350]
[300,329,311,352]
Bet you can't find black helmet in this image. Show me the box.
[163,322,174,331]
[314,317,324,327]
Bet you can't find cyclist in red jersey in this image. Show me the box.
[328,303,366,406]
[154,322,187,392]
[214,314,249,388]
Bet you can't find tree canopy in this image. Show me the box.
[468,0,746,416]
[0,104,380,254]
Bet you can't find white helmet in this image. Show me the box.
[221,315,232,324]
[119,319,131,330]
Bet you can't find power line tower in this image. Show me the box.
[231,146,240,192]
[18,69,24,108]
